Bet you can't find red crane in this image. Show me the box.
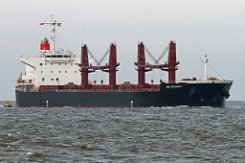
[79,43,119,88]
[135,41,179,84]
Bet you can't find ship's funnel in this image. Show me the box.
[40,38,50,54]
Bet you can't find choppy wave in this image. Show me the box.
[0,101,244,162]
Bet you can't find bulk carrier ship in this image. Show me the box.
[15,17,233,107]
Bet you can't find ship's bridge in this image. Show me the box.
[42,50,76,63]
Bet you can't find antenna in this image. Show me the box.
[40,15,62,53]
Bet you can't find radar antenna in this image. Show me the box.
[40,15,62,53]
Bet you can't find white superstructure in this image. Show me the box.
[19,55,80,86]
[16,17,81,91]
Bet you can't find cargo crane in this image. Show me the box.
[135,41,179,85]
[79,43,120,89]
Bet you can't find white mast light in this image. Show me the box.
[201,54,208,80]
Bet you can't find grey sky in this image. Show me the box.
[0,0,244,100]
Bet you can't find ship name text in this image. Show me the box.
[166,85,182,89]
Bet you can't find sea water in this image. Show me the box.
[0,101,244,162]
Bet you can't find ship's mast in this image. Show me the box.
[201,54,208,80]
[40,15,62,53]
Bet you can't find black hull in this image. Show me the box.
[16,82,232,107]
